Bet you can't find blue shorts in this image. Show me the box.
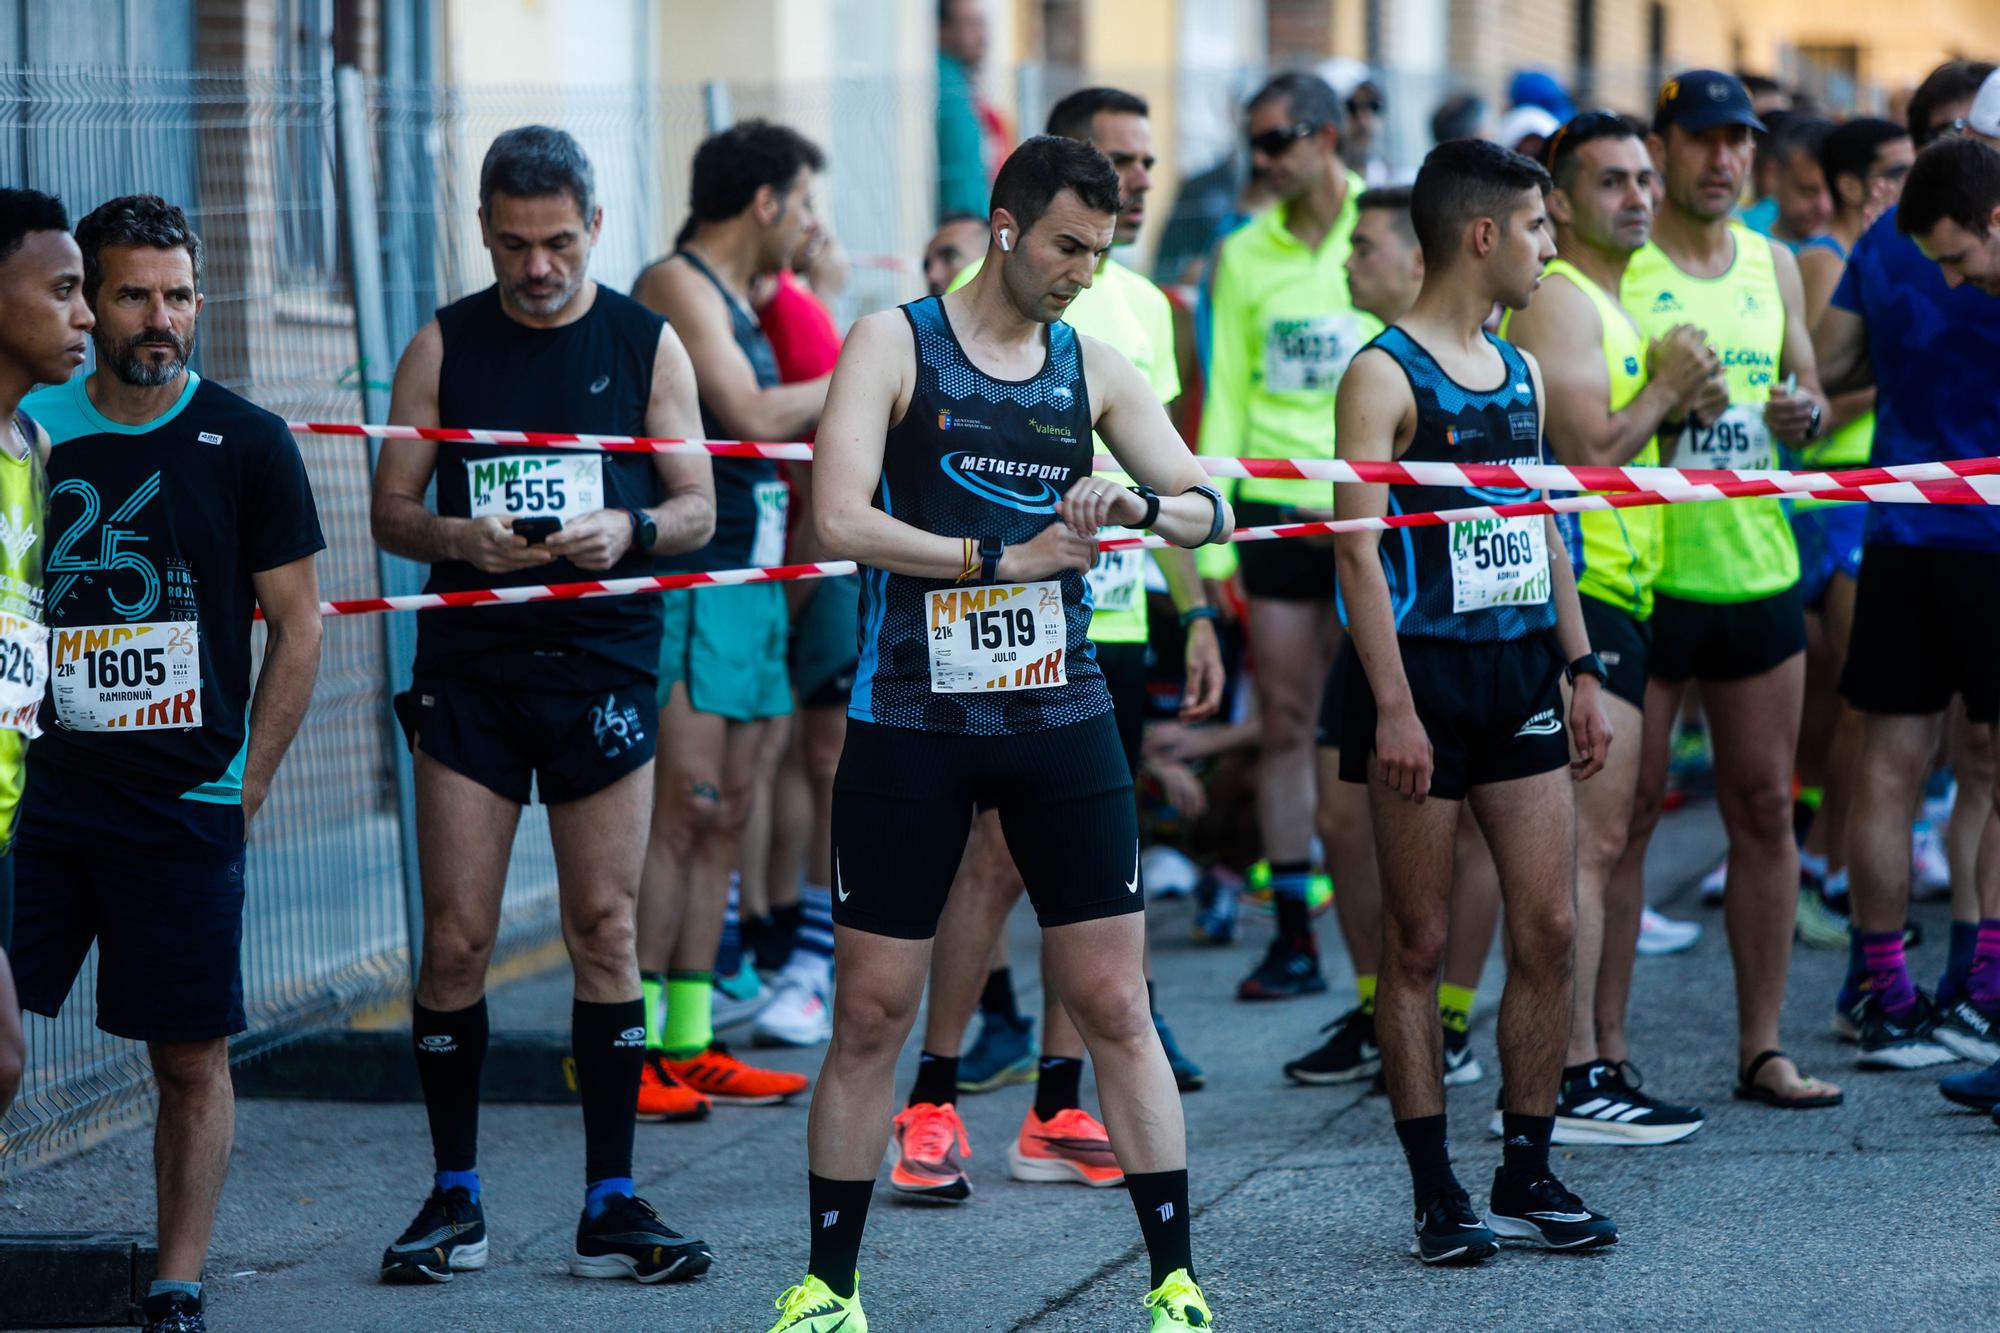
[1791,504,1866,611]
[396,676,656,806]
[10,763,247,1042]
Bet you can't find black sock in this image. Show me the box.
[1125,1168,1193,1288]
[807,1172,874,1298]
[1499,1112,1554,1180]
[1272,869,1314,944]
[1034,1056,1084,1120]
[572,998,645,1185]
[907,1050,958,1107]
[773,902,805,936]
[412,997,488,1173]
[1393,1114,1459,1202]
[980,966,1023,1024]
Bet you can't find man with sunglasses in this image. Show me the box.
[1202,70,1375,1002]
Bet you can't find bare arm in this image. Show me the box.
[633,260,828,441]
[1797,247,1874,431]
[242,554,323,822]
[1765,241,1832,445]
[1083,336,1234,548]
[1812,302,1873,398]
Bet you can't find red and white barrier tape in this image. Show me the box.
[286,421,2000,504]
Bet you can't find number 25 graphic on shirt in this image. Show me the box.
[47,473,163,619]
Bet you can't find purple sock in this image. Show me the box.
[1861,931,1917,1019]
[1967,920,2000,1008]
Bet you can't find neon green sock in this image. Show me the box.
[1355,973,1378,1016]
[1438,982,1476,1035]
[663,972,714,1060]
[641,972,668,1050]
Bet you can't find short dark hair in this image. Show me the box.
[936,210,986,230]
[1046,86,1149,142]
[1819,117,1909,210]
[1356,186,1417,243]
[1247,71,1343,136]
[989,134,1121,236]
[1410,137,1552,268]
[1430,92,1488,146]
[1898,137,2000,240]
[75,194,201,304]
[480,125,595,219]
[0,189,69,267]
[1775,116,1835,171]
[1908,60,1997,145]
[688,119,827,225]
[1544,110,1642,187]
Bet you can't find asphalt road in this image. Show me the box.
[6,799,1997,1332]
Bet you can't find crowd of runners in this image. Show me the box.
[1,52,1999,1333]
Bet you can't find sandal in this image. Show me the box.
[1732,1049,1843,1109]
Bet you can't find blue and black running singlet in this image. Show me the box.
[851,296,1112,736]
[1364,326,1557,645]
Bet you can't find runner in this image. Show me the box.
[1335,138,1616,1265]
[371,127,718,1284]
[13,195,324,1333]
[1813,121,2000,1076]
[924,212,988,296]
[1617,71,1842,1110]
[900,88,1224,1204]
[0,187,89,1128]
[763,134,1224,1332]
[1498,113,1713,1144]
[1202,70,1375,1000]
[630,119,829,1113]
[1745,115,1834,250]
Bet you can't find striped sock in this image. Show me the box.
[1938,920,1980,1008]
[789,883,835,987]
[1968,920,2000,1008]
[1437,982,1475,1035]
[1861,931,1916,1020]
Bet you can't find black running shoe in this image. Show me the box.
[1855,992,1957,1070]
[1153,1011,1206,1092]
[1486,1169,1618,1251]
[381,1185,487,1283]
[1412,1186,1498,1265]
[1282,1007,1378,1084]
[1551,1060,1704,1145]
[1935,995,2000,1066]
[570,1193,714,1283]
[1443,1026,1483,1086]
[140,1292,206,1333]
[1236,936,1326,1000]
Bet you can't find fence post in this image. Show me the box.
[334,63,427,992]
[703,79,732,133]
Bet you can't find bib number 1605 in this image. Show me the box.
[83,644,166,689]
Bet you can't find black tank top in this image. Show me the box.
[657,249,785,573]
[851,296,1110,736]
[1360,326,1558,644]
[418,283,667,689]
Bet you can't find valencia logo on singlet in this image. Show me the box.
[940,451,1065,513]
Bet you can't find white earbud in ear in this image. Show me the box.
[999,228,1012,252]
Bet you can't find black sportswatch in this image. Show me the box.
[1565,652,1607,687]
[979,535,1005,584]
[624,507,657,554]
[1127,483,1162,528]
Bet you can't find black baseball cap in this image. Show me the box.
[1653,69,1766,136]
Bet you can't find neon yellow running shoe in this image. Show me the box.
[1146,1269,1213,1329]
[767,1272,867,1332]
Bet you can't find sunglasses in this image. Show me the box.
[1248,122,1318,157]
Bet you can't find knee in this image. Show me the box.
[1509,899,1577,975]
[1724,780,1796,845]
[657,775,722,852]
[1578,821,1630,878]
[1063,975,1152,1046]
[1383,913,1449,979]
[563,897,638,971]
[151,1040,228,1098]
[832,986,917,1063]
[421,918,497,998]
[805,731,844,792]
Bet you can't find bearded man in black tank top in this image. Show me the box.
[371,126,719,1286]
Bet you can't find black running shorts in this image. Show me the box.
[1235,501,1339,601]
[1337,632,1569,801]
[1647,584,1805,684]
[1580,594,1651,710]
[395,676,657,805]
[1840,543,2000,724]
[831,711,1141,940]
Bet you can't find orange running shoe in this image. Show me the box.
[1007,1107,1124,1187]
[636,1053,712,1122]
[663,1042,809,1105]
[890,1101,972,1202]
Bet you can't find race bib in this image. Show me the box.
[51,621,202,732]
[1673,404,1774,469]
[750,479,790,569]
[1263,314,1366,394]
[464,453,605,521]
[1084,528,1146,614]
[926,580,1068,693]
[0,611,47,738]
[1450,518,1551,613]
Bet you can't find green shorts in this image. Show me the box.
[658,583,794,722]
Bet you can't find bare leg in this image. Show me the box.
[1444,810,1502,993]
[1247,597,1336,865]
[637,685,723,977]
[737,717,789,923]
[1040,942,1087,1060]
[1947,713,1996,924]
[807,929,936,1177]
[670,716,783,975]
[1566,690,1643,1066]
[150,1038,234,1283]
[1846,712,1942,936]
[1042,913,1183,1171]
[920,812,1025,1054]
[799,704,847,892]
[1319,748,1381,982]
[1810,573,1861,875]
[548,763,654,1003]
[412,751,519,1009]
[1598,675,1680,1064]
[1371,780,1462,1120]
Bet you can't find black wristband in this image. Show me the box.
[1128,483,1162,528]
[979,535,1004,584]
[1179,605,1219,628]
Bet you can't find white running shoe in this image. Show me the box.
[1142,844,1199,899]
[1912,821,1952,901]
[1636,907,1702,956]
[752,960,833,1048]
[1697,857,1727,906]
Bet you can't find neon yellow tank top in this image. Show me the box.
[1621,225,1798,602]
[0,418,46,848]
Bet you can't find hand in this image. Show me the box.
[1683,374,1730,426]
[242,777,269,827]
[1648,324,1718,398]
[1056,476,1145,537]
[1763,387,1821,445]
[997,521,1097,581]
[1143,756,1210,820]
[453,515,557,573]
[1144,719,1199,762]
[1180,619,1225,722]
[543,508,636,572]
[1569,676,1613,781]
[1375,706,1433,802]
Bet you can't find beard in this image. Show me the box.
[98,325,193,387]
[502,268,584,317]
